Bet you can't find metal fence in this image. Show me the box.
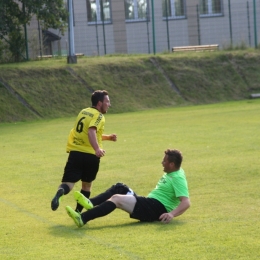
[3,0,260,59]
[58,0,260,57]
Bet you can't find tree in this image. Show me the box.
[0,0,68,61]
[0,0,68,39]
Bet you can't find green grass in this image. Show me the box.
[0,100,260,259]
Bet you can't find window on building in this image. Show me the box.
[162,0,186,19]
[200,0,223,16]
[86,0,111,23]
[125,0,148,21]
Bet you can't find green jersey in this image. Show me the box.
[66,107,105,154]
[147,168,189,212]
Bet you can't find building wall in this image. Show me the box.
[111,0,128,53]
[125,0,189,54]
[186,0,199,45]
[199,1,256,48]
[26,0,260,57]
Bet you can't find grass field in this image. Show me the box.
[0,100,259,260]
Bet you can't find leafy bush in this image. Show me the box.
[8,27,26,62]
[0,39,11,63]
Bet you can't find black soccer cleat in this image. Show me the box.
[51,188,64,211]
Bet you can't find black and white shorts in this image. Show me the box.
[62,151,100,183]
[130,196,167,222]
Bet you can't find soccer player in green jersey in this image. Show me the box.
[65,149,190,227]
[51,90,117,212]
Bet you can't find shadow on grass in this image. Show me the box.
[48,219,186,238]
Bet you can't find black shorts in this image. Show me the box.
[62,151,100,183]
[130,196,167,222]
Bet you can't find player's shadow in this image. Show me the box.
[48,219,186,238]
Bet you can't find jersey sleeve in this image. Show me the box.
[172,177,189,198]
[89,112,103,130]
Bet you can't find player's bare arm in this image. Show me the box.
[159,197,190,224]
[88,127,105,157]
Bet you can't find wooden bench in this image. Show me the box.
[37,55,53,59]
[250,93,260,99]
[172,44,219,52]
[37,53,84,59]
[75,53,84,57]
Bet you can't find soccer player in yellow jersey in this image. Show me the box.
[51,90,117,212]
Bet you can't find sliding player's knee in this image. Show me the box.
[106,182,132,195]
[109,194,136,211]
[110,194,123,207]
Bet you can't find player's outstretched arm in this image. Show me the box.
[102,134,117,141]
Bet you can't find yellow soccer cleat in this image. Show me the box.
[65,206,84,228]
[74,191,94,210]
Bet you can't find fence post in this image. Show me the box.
[253,0,258,48]
[247,1,252,47]
[95,10,100,55]
[0,1,3,37]
[22,2,29,60]
[100,0,107,55]
[196,5,201,45]
[228,0,233,46]
[165,0,170,51]
[146,9,151,54]
[151,0,156,54]
[37,17,42,57]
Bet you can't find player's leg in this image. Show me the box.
[81,195,136,223]
[74,182,136,211]
[66,199,115,227]
[66,195,137,227]
[51,182,73,211]
[109,194,137,213]
[91,183,136,206]
[75,153,100,212]
[74,181,92,212]
[51,151,81,211]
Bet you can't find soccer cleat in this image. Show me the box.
[74,191,93,210]
[51,188,64,211]
[66,206,84,228]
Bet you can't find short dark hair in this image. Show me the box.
[165,149,183,168]
[91,90,108,106]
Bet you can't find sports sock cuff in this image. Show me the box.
[60,184,70,195]
[75,203,83,213]
[80,190,91,198]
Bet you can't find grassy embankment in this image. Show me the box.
[1,50,260,123]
